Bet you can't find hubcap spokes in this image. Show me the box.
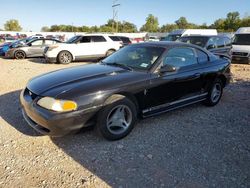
[16,52,24,59]
[61,53,70,63]
[211,83,221,103]
[107,105,132,135]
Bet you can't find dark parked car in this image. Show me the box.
[177,35,232,57]
[20,42,231,140]
[109,36,132,46]
[117,36,132,46]
[5,38,62,59]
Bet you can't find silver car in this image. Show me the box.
[5,39,62,59]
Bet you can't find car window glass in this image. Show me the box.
[91,36,106,42]
[44,40,56,45]
[163,47,197,68]
[103,46,165,70]
[196,49,209,63]
[224,37,232,46]
[206,37,217,49]
[30,40,43,46]
[109,36,121,41]
[216,37,225,48]
[80,36,91,43]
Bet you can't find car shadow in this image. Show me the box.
[0,90,42,136]
[2,80,250,187]
[27,57,47,64]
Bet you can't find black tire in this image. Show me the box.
[14,50,26,59]
[106,49,115,57]
[57,51,72,64]
[204,79,223,106]
[96,95,137,140]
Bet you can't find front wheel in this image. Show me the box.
[96,96,137,140]
[204,79,223,106]
[57,51,72,64]
[14,50,26,59]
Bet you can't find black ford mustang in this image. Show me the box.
[20,42,231,140]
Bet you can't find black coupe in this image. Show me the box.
[20,42,231,140]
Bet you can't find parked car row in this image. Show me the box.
[1,28,249,64]
[1,34,132,64]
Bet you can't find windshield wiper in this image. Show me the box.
[105,62,133,71]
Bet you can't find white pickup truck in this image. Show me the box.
[44,34,122,64]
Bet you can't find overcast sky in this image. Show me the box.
[0,0,250,31]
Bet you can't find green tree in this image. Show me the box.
[140,14,159,32]
[210,18,225,32]
[175,17,189,29]
[119,21,137,33]
[160,24,178,32]
[41,26,50,32]
[241,16,250,27]
[224,12,241,31]
[4,19,22,31]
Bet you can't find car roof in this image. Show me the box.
[180,35,230,38]
[132,41,214,55]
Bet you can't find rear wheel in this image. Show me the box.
[14,50,26,59]
[96,95,137,140]
[106,49,115,57]
[204,79,223,106]
[57,51,72,64]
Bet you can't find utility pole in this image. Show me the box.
[112,0,120,33]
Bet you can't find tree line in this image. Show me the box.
[2,12,250,33]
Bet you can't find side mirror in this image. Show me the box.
[207,44,215,50]
[159,64,177,74]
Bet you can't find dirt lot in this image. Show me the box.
[0,57,249,188]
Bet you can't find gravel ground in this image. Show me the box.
[0,57,249,188]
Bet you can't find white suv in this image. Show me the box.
[44,34,122,64]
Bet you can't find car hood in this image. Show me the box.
[232,45,250,53]
[27,64,147,97]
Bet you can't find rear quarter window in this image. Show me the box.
[109,36,121,41]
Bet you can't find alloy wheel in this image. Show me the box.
[106,105,132,135]
[211,83,222,103]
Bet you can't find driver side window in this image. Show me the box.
[163,47,197,68]
[30,40,43,46]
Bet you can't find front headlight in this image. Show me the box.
[37,97,77,112]
[48,46,59,51]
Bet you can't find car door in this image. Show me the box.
[90,36,109,56]
[207,37,231,56]
[144,47,205,112]
[27,39,44,57]
[75,36,95,58]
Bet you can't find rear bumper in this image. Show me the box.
[20,89,99,136]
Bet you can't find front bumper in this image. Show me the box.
[20,89,99,136]
[231,56,250,64]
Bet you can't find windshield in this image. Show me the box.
[177,36,209,47]
[66,36,82,43]
[163,34,181,41]
[233,34,250,45]
[11,38,31,48]
[102,45,165,71]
